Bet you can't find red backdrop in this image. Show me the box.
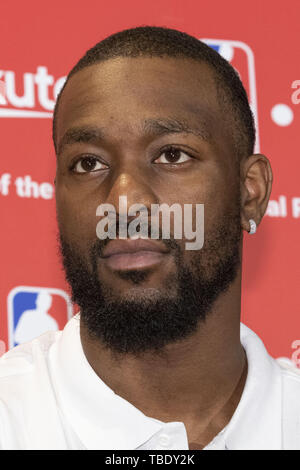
[0,0,299,361]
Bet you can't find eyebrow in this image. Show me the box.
[57,117,211,156]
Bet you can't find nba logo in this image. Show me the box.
[7,286,73,349]
[201,39,259,152]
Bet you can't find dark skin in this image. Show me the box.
[54,57,273,449]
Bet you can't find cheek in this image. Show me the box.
[201,168,240,223]
[156,170,233,230]
[56,186,100,247]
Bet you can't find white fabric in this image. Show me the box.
[0,313,300,450]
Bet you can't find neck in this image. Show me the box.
[80,268,246,445]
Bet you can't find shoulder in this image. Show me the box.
[0,330,62,393]
[0,329,67,449]
[0,330,62,427]
[276,357,300,376]
[275,358,300,449]
[276,357,300,388]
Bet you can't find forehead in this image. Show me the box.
[56,57,222,148]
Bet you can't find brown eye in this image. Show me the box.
[154,147,192,164]
[73,156,108,173]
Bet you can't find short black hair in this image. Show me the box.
[52,25,255,160]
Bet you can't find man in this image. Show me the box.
[0,26,299,450]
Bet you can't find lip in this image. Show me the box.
[101,239,170,271]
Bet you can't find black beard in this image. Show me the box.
[58,204,242,357]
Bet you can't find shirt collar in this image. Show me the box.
[49,315,283,450]
[49,314,167,450]
[221,323,282,450]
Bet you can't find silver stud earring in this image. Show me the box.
[248,219,257,235]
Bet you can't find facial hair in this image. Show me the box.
[58,200,242,357]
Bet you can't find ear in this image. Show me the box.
[240,154,273,233]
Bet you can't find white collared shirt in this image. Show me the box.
[0,314,300,450]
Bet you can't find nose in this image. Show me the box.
[105,171,158,216]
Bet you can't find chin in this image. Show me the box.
[117,286,171,304]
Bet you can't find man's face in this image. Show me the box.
[55,57,242,355]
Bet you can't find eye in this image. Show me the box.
[72,156,108,173]
[154,146,193,165]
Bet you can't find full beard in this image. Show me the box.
[58,201,242,357]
